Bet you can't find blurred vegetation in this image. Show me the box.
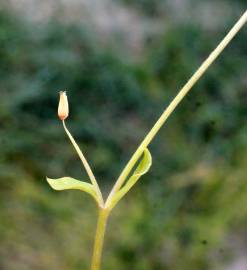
[0,1,246,269]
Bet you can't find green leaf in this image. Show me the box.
[46,177,99,203]
[110,148,152,209]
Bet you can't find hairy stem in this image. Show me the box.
[106,10,247,207]
[90,209,110,270]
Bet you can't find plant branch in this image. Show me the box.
[106,10,247,207]
[62,120,104,206]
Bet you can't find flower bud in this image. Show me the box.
[58,91,69,120]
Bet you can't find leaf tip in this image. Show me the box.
[46,177,58,190]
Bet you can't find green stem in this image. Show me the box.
[90,208,110,270]
[62,120,104,206]
[105,9,247,207]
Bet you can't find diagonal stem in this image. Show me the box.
[106,10,247,207]
[62,120,104,206]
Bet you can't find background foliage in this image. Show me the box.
[0,1,246,269]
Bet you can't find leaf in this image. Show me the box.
[109,148,152,209]
[46,176,99,203]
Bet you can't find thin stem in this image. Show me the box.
[106,10,247,207]
[90,208,110,270]
[62,120,104,206]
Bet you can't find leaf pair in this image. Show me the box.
[47,148,152,209]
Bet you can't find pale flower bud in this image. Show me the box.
[58,91,69,120]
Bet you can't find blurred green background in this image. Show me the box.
[0,0,246,269]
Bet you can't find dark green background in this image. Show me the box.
[0,1,246,269]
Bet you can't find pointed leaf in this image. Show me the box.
[110,148,152,209]
[46,177,99,203]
